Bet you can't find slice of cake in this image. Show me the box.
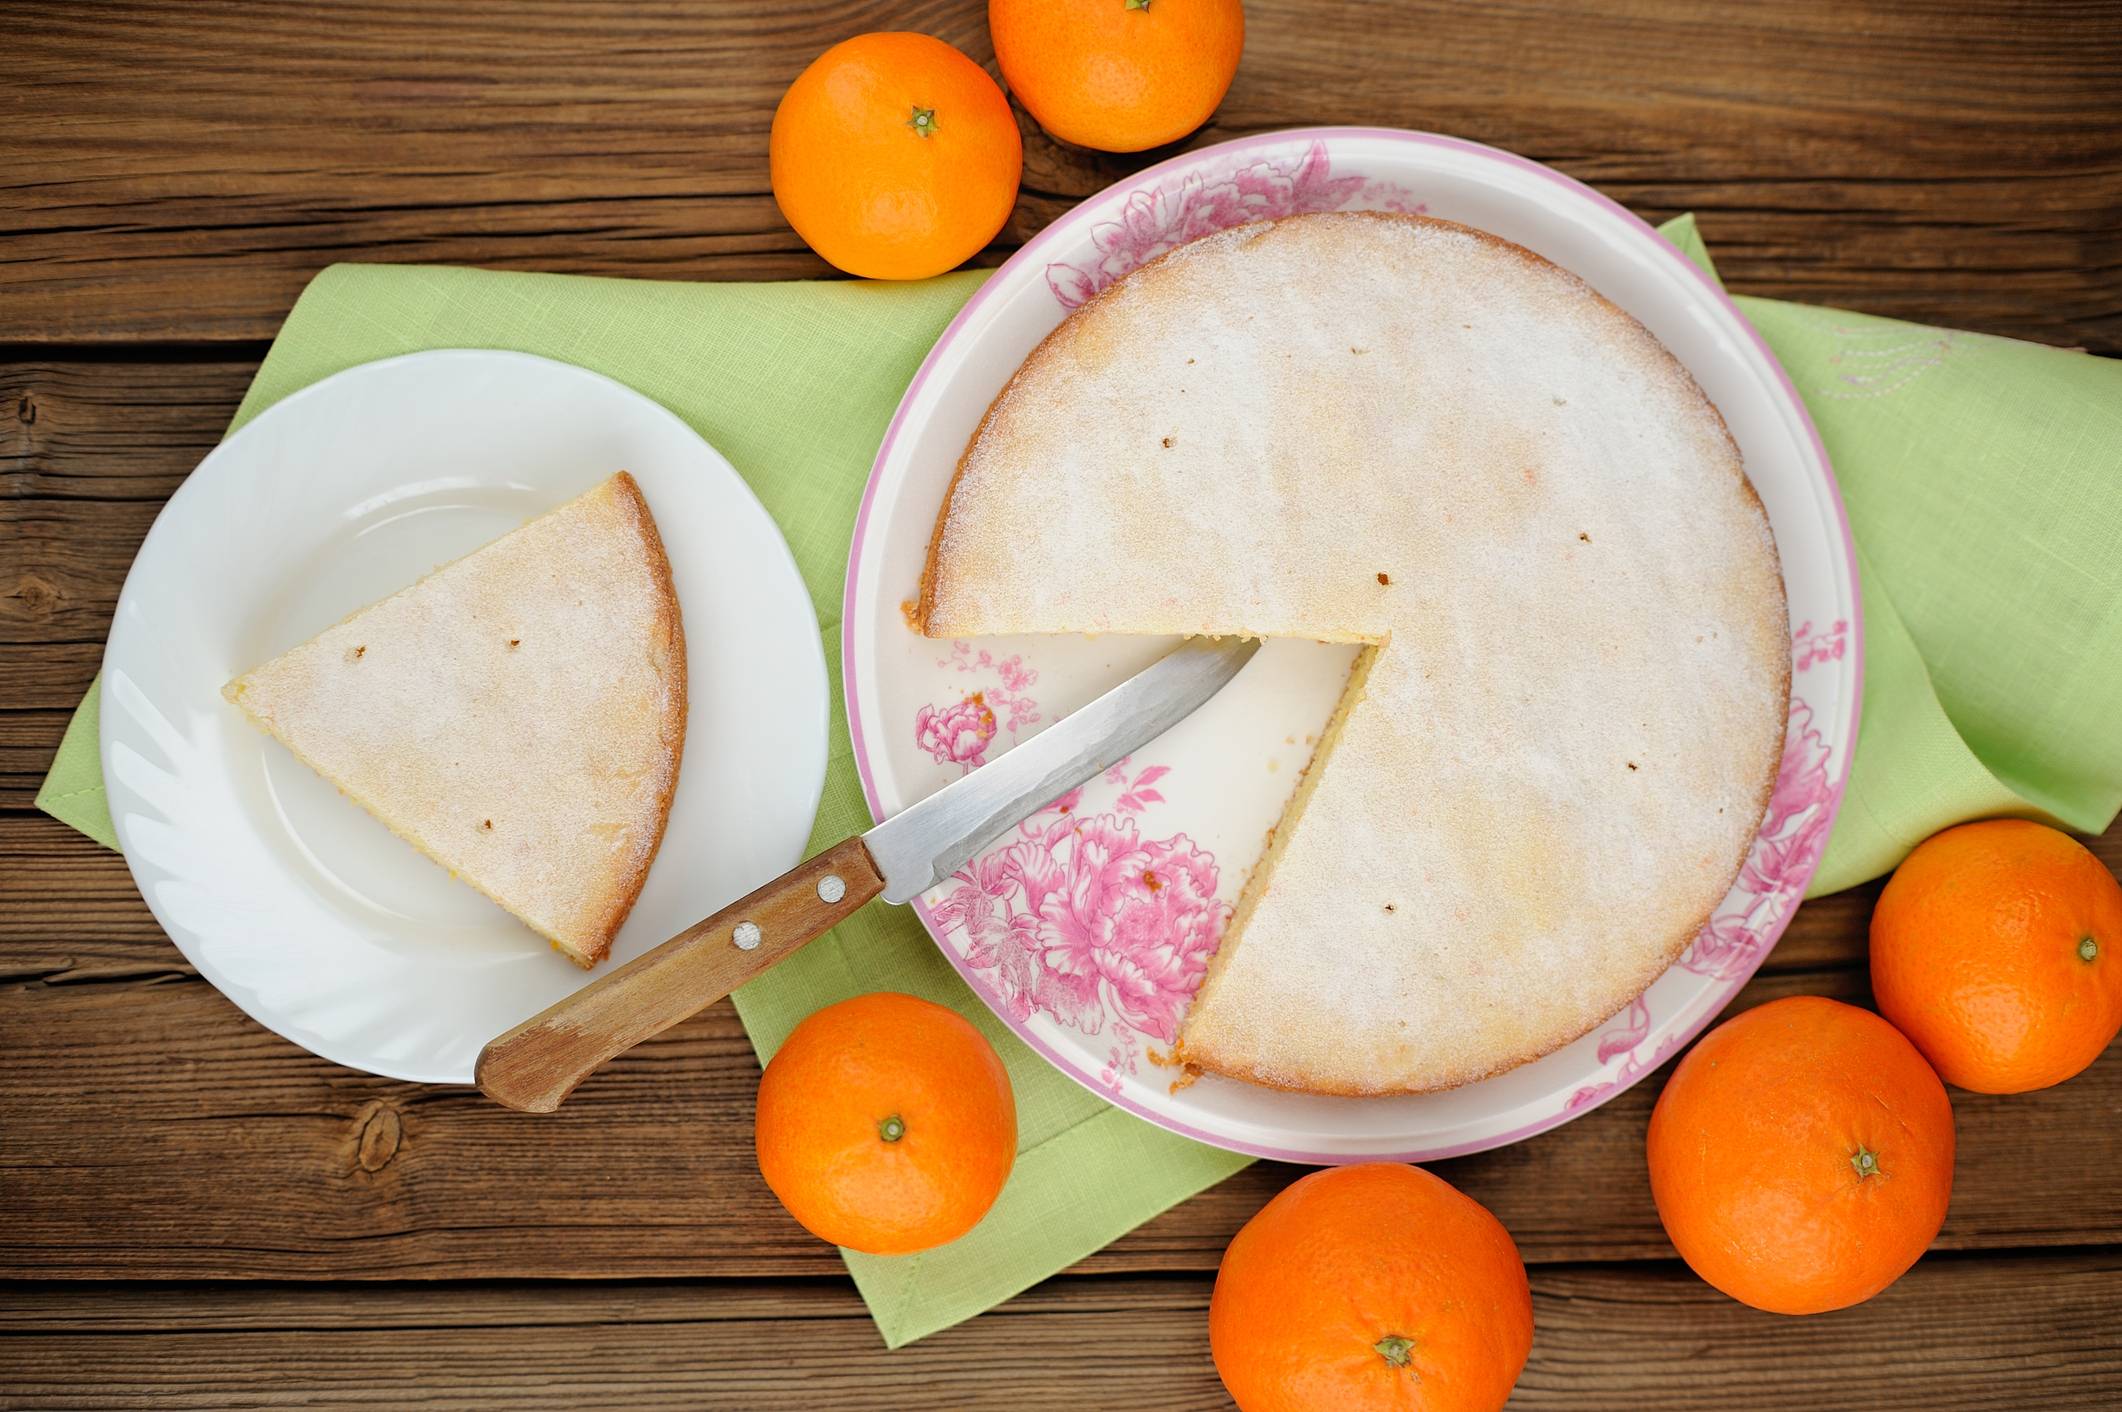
[225,471,686,968]
[919,213,1790,1094]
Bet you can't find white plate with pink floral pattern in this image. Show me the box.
[844,128,1859,1162]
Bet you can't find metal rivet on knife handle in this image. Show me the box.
[732,921,762,951]
[817,875,847,904]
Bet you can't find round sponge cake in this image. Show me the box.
[919,212,1789,1095]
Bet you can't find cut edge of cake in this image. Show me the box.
[1173,634,1786,1095]
[1168,642,1378,1090]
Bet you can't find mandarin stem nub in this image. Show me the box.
[1373,1335,1415,1368]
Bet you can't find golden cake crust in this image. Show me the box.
[917,212,1790,1095]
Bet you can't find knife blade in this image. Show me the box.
[863,636,1259,902]
[477,635,1260,1111]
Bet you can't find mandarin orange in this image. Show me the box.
[770,32,1021,280]
[1871,818,2122,1093]
[989,0,1245,153]
[1647,996,1954,1315]
[1209,1163,1532,1412]
[754,992,1016,1255]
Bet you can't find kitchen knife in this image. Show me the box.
[476,636,1260,1112]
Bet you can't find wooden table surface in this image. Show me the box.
[5,3,2120,1407]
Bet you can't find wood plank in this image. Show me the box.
[2,891,2118,1280]
[0,820,176,969]
[27,809,2070,979]
[0,642,106,711]
[0,498,160,647]
[0,358,254,809]
[3,2,2118,348]
[1,715,83,813]
[0,358,253,800]
[0,355,253,505]
[1,1252,2116,1409]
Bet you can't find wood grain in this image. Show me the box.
[1,1253,2116,1409]
[0,355,247,505]
[0,360,250,686]
[3,2,2118,347]
[3,920,2119,1281]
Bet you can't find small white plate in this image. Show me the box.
[846,129,1861,1162]
[102,349,828,1083]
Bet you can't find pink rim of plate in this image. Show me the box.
[843,126,1863,1165]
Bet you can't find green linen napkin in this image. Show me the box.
[1657,217,2122,890]
[36,218,2122,1346]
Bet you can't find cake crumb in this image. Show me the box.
[899,599,922,630]
[1377,571,1391,585]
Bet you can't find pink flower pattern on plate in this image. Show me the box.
[1723,696,1837,924]
[1792,618,1850,673]
[915,694,998,769]
[1044,139,1424,309]
[920,740,1227,1090]
[915,643,1042,771]
[1565,999,1681,1114]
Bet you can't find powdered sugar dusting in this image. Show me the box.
[226,473,685,965]
[924,213,1790,1094]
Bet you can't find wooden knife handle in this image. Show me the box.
[476,835,885,1113]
